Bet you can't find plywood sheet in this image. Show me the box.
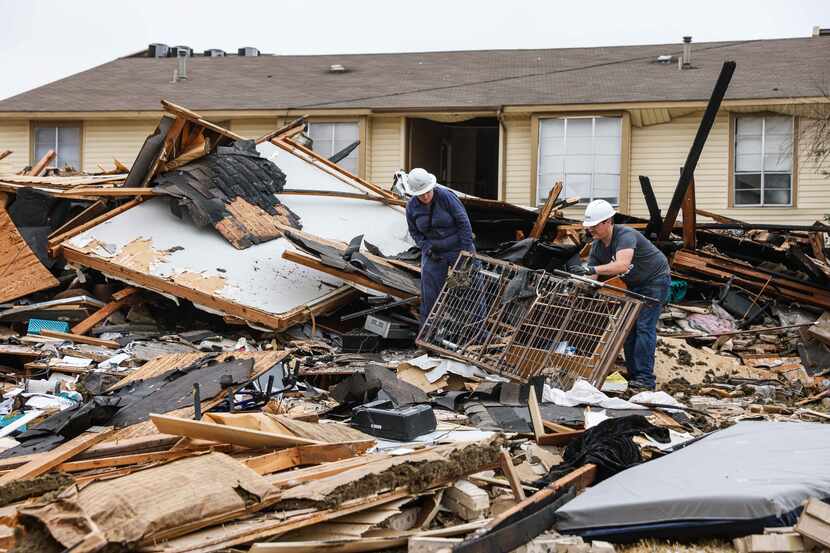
[0,203,59,302]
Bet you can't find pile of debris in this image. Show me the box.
[0,82,828,553]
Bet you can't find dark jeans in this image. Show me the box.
[623,274,671,388]
[419,250,461,325]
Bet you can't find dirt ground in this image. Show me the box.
[618,539,735,553]
[653,337,776,386]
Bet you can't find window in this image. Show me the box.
[306,122,360,174]
[32,123,81,170]
[537,116,621,205]
[734,115,793,206]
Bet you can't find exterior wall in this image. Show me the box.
[83,119,157,172]
[626,111,830,224]
[229,118,278,140]
[0,120,29,174]
[503,115,532,206]
[368,116,403,186]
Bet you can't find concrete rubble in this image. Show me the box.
[0,94,828,553]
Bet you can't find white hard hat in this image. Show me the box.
[582,199,616,227]
[404,168,437,196]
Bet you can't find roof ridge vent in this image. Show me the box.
[329,64,347,73]
[238,47,260,57]
[814,26,830,37]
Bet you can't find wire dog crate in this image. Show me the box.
[416,252,643,387]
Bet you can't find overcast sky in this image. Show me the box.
[0,0,827,101]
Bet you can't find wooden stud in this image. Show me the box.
[70,289,138,335]
[498,449,526,501]
[243,441,375,475]
[529,181,562,239]
[150,413,323,449]
[527,385,545,442]
[681,176,697,250]
[0,427,113,485]
[29,149,56,176]
[37,329,120,348]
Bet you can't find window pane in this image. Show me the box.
[34,126,56,164]
[735,173,761,190]
[594,154,620,174]
[540,136,565,156]
[764,173,791,189]
[567,118,592,137]
[736,154,762,172]
[595,117,621,137]
[736,116,763,136]
[735,189,761,205]
[594,173,619,204]
[566,136,592,155]
[57,126,81,169]
[764,152,791,172]
[564,173,591,200]
[566,155,593,173]
[594,136,620,155]
[539,155,564,176]
[540,119,564,138]
[763,188,790,205]
[333,123,358,142]
[537,178,561,202]
[765,116,792,136]
[307,122,360,170]
[736,136,762,156]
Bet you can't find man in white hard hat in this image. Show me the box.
[404,168,475,325]
[573,199,670,390]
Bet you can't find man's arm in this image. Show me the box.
[594,248,634,276]
[446,192,475,253]
[406,203,432,254]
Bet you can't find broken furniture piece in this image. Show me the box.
[417,253,642,386]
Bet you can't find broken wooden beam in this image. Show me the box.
[681,175,697,250]
[0,150,11,162]
[529,181,562,239]
[659,61,736,240]
[37,329,120,348]
[638,175,662,237]
[29,149,56,176]
[71,287,139,335]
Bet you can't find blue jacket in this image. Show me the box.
[405,185,475,256]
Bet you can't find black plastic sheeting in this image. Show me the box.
[153,139,300,248]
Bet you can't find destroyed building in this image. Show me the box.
[0,29,827,553]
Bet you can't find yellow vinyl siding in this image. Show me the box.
[0,120,29,174]
[503,116,532,206]
[83,119,157,172]
[368,116,403,186]
[628,111,830,224]
[229,118,278,140]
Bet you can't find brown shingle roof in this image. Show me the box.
[0,37,828,112]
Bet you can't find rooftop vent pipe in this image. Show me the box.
[329,64,346,73]
[814,26,830,37]
[204,48,226,57]
[680,36,692,69]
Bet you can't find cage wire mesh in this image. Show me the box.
[416,252,643,387]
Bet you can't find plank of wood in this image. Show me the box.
[244,441,374,475]
[30,149,56,176]
[111,286,140,301]
[70,294,136,335]
[151,413,322,449]
[279,189,404,206]
[529,182,562,239]
[282,249,417,300]
[681,176,696,250]
[536,429,585,446]
[57,448,206,473]
[60,186,160,198]
[0,201,59,302]
[498,449,526,501]
[38,329,120,348]
[0,150,11,162]
[0,427,113,485]
[527,385,545,442]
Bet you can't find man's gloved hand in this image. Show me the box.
[570,264,597,277]
[428,250,442,261]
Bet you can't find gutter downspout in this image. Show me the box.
[497,106,507,201]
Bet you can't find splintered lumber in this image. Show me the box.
[673,249,830,310]
[530,181,562,239]
[255,115,307,144]
[29,149,56,176]
[681,176,697,250]
[0,198,59,302]
[0,150,11,161]
[243,441,375,475]
[38,328,120,348]
[248,520,488,553]
[733,533,806,552]
[527,386,545,441]
[795,497,830,547]
[0,426,113,485]
[150,413,323,448]
[498,449,526,501]
[71,288,139,335]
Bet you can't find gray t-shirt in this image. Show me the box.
[588,225,670,288]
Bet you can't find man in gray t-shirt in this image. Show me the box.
[571,200,671,390]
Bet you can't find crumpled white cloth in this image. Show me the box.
[542,379,647,410]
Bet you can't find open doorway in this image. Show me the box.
[407,117,499,199]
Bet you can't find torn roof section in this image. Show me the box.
[153,139,301,250]
[59,111,415,330]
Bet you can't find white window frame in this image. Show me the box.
[733,115,794,208]
[306,121,360,175]
[536,115,622,206]
[31,121,82,170]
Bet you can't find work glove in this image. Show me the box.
[570,264,597,277]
